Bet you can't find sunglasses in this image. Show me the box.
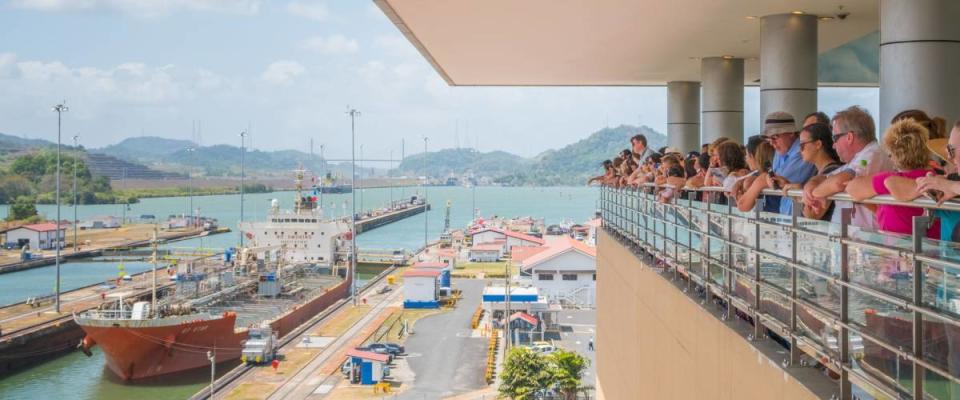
[832,131,849,142]
[797,139,817,150]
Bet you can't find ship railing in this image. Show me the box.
[600,184,960,400]
[77,308,132,320]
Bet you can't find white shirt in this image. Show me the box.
[828,141,896,229]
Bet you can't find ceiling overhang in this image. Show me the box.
[374,0,879,87]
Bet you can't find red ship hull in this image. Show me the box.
[77,277,350,380]
[79,312,246,380]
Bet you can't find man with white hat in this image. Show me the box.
[765,111,816,215]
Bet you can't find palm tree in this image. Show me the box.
[548,349,590,400]
[499,347,552,399]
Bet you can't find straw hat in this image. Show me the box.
[927,137,953,166]
[763,111,797,137]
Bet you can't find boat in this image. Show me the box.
[74,171,353,380]
[240,168,352,267]
[318,172,352,194]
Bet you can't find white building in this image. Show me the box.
[2,223,66,250]
[470,228,544,253]
[402,268,441,308]
[469,243,503,262]
[520,236,597,307]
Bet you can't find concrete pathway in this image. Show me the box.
[397,279,488,399]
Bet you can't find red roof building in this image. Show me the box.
[509,311,538,326]
[346,348,390,363]
[402,268,443,278]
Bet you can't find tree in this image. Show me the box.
[499,347,552,399]
[7,196,38,221]
[548,349,590,400]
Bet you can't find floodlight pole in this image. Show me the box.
[72,135,79,253]
[52,102,68,314]
[239,131,247,247]
[347,107,360,306]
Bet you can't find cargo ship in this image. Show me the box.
[74,171,353,380]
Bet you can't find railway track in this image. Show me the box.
[189,266,398,400]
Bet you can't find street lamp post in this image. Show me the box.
[422,136,428,251]
[239,131,247,247]
[347,107,360,306]
[319,144,325,213]
[186,147,196,228]
[359,144,364,214]
[52,102,68,314]
[72,135,79,253]
[207,350,216,399]
[389,149,394,208]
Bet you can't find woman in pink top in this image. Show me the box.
[845,118,941,238]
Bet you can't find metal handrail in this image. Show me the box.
[598,185,960,400]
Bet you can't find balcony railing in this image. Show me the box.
[599,184,960,400]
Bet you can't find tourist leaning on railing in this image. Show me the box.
[586,160,614,186]
[760,123,843,220]
[889,120,960,241]
[845,118,942,238]
[731,135,776,212]
[805,106,894,230]
[765,111,817,216]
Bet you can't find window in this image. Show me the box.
[593,273,596,281]
[562,274,577,281]
[538,273,554,281]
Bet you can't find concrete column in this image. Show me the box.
[760,14,817,127]
[880,0,960,132]
[667,81,701,152]
[701,57,743,144]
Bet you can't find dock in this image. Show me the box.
[354,201,430,234]
[0,226,230,275]
[0,202,429,376]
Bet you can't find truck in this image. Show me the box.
[241,326,278,364]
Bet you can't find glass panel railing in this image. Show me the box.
[598,185,960,399]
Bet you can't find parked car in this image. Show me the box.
[362,342,404,356]
[356,345,394,362]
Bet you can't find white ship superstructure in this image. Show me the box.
[239,169,350,266]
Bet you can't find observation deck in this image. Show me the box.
[598,185,960,399]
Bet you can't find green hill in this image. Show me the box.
[99,136,197,163]
[519,125,666,185]
[394,148,530,178]
[392,125,666,186]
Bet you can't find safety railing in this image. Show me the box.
[600,184,960,400]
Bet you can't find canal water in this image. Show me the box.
[0,186,597,399]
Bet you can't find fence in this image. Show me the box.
[600,184,960,400]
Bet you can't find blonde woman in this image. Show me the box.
[845,119,941,238]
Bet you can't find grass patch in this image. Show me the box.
[451,261,518,278]
[314,305,371,337]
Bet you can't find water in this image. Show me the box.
[0,186,597,399]
[0,260,154,305]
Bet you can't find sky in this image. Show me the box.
[0,0,879,163]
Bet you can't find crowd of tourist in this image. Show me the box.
[588,106,960,240]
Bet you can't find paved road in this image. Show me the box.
[398,279,488,399]
[554,309,597,388]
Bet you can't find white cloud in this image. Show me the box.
[285,0,328,21]
[375,34,418,58]
[299,34,359,55]
[9,0,261,16]
[261,61,306,85]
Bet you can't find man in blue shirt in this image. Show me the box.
[765,111,816,215]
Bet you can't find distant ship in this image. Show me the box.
[318,172,352,194]
[74,170,352,380]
